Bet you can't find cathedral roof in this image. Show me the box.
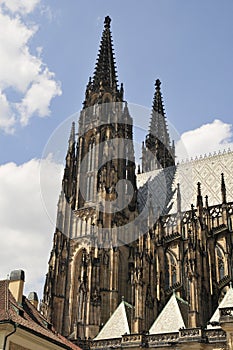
[137,149,233,215]
[0,280,80,350]
[94,299,132,340]
[208,284,233,328]
[149,293,188,334]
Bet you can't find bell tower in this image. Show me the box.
[42,16,137,341]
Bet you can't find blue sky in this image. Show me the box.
[0,0,233,296]
[1,0,233,164]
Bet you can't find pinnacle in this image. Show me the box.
[104,15,111,27]
[68,122,75,152]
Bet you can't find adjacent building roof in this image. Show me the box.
[208,285,233,328]
[0,280,80,350]
[149,293,188,334]
[94,300,132,340]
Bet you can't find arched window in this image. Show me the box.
[165,251,177,289]
[216,245,225,281]
[165,255,169,290]
[87,142,92,171]
[86,175,94,201]
[171,254,177,286]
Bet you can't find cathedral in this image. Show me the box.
[41,16,233,349]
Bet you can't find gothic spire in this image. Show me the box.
[149,79,170,147]
[93,16,118,90]
[142,79,175,171]
[83,16,123,107]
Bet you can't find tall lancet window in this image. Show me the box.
[87,143,91,171]
[216,245,225,281]
[86,175,94,202]
[165,251,177,289]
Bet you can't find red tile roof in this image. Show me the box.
[0,280,81,350]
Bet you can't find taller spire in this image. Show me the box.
[84,16,123,107]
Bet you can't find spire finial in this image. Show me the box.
[104,16,111,27]
[155,79,161,89]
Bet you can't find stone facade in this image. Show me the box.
[41,17,233,350]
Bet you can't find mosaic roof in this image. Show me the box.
[137,150,233,214]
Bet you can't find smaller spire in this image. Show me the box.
[144,79,175,171]
[177,183,181,213]
[221,173,227,204]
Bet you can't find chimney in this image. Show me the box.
[28,292,39,309]
[9,270,25,305]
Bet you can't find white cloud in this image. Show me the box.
[0,2,61,133]
[18,68,62,126]
[0,158,63,297]
[0,91,15,133]
[0,0,40,15]
[176,119,233,161]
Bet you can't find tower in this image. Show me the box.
[42,16,138,340]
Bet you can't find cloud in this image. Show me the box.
[0,0,40,15]
[176,119,233,161]
[18,68,62,126]
[0,91,15,133]
[0,1,61,133]
[0,158,63,298]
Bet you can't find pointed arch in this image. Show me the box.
[215,244,225,282]
[165,250,177,289]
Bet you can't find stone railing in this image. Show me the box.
[122,333,147,347]
[90,327,227,348]
[148,332,179,346]
[205,328,226,343]
[179,327,204,342]
[91,337,121,349]
[219,306,233,324]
